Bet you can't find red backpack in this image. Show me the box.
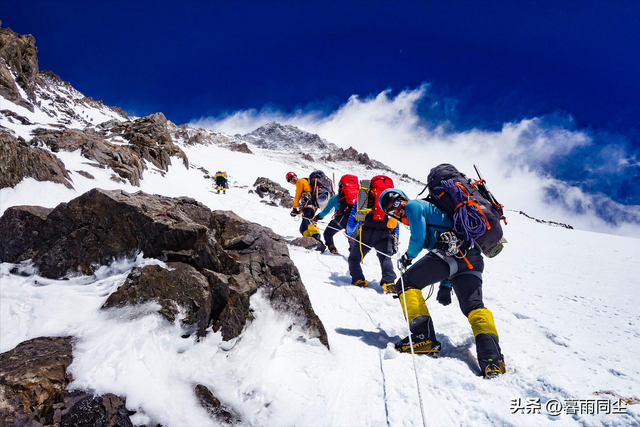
[369,175,394,221]
[338,174,359,213]
[354,175,395,222]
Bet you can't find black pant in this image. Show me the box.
[323,213,349,247]
[299,206,318,237]
[348,227,396,284]
[400,249,485,316]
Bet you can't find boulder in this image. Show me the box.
[194,384,241,424]
[0,131,73,189]
[113,113,189,171]
[0,204,52,262]
[290,237,327,253]
[252,177,293,208]
[0,337,133,426]
[0,189,329,347]
[103,262,213,337]
[0,337,73,425]
[58,391,132,427]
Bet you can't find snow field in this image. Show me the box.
[1,138,639,425]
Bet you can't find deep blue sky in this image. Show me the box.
[3,0,640,205]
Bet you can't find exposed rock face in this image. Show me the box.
[58,391,133,427]
[0,26,39,109]
[0,204,52,262]
[0,189,329,346]
[228,142,253,154]
[112,112,189,172]
[32,127,145,186]
[324,146,390,170]
[0,337,73,425]
[252,177,294,208]
[0,336,133,426]
[518,210,574,229]
[0,131,73,189]
[103,262,213,337]
[195,384,241,424]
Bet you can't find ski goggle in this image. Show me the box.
[386,198,407,219]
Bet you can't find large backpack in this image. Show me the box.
[355,175,394,222]
[424,164,507,257]
[338,174,359,214]
[308,170,334,209]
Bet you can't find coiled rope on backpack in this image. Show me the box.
[435,179,488,249]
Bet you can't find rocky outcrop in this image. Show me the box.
[0,131,73,189]
[195,384,241,424]
[0,204,52,262]
[323,146,390,170]
[0,336,133,426]
[112,112,189,171]
[228,142,253,154]
[30,112,191,186]
[252,177,293,208]
[103,262,213,338]
[518,210,574,229]
[0,189,329,347]
[33,127,145,186]
[0,26,39,110]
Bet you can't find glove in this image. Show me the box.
[290,208,299,217]
[312,214,320,222]
[397,253,412,272]
[436,285,452,306]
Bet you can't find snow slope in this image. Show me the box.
[2,137,640,426]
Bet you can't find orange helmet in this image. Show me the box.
[286,172,297,183]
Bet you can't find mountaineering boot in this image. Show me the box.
[382,282,396,294]
[479,357,506,379]
[468,308,506,378]
[353,279,368,288]
[327,244,339,254]
[223,190,226,194]
[395,316,440,356]
[217,189,220,194]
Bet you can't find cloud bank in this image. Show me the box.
[191,85,640,238]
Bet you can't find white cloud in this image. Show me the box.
[191,86,640,238]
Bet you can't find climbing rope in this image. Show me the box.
[435,179,487,249]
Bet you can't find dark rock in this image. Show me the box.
[0,131,73,189]
[0,26,39,109]
[518,211,574,229]
[290,237,327,253]
[227,142,253,154]
[0,189,329,347]
[60,391,133,427]
[0,337,73,426]
[32,128,145,186]
[0,336,134,426]
[113,113,189,172]
[194,384,241,424]
[252,177,293,208]
[103,263,213,337]
[0,205,52,262]
[76,170,95,179]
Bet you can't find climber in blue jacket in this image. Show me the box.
[379,188,505,379]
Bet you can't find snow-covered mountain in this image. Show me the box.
[1,25,640,426]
